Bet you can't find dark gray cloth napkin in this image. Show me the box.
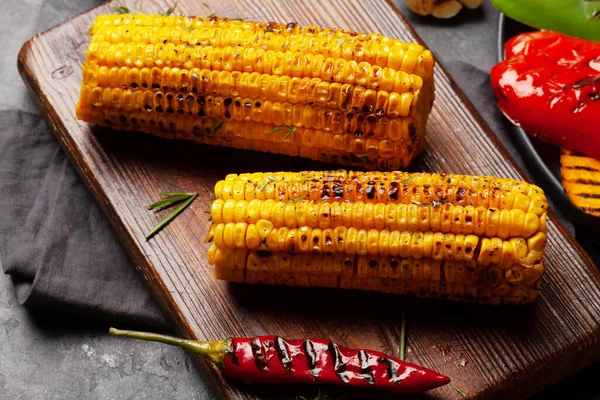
[0,110,168,329]
[0,59,594,331]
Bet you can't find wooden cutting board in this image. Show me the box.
[18,1,600,399]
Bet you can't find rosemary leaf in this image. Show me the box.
[202,2,209,6]
[232,48,241,57]
[287,194,307,203]
[159,191,194,197]
[162,0,180,16]
[145,193,197,240]
[183,26,196,31]
[207,10,216,17]
[268,126,285,135]
[147,194,192,211]
[399,312,407,361]
[354,153,368,162]
[257,181,269,192]
[453,386,466,398]
[283,124,297,140]
[268,124,296,140]
[210,120,224,136]
[258,175,279,192]
[401,177,414,184]
[336,37,345,49]
[113,6,131,14]
[411,199,423,206]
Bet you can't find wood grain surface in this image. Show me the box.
[18,1,600,399]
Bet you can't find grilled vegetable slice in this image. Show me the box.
[75,14,436,170]
[560,150,600,217]
[207,170,548,304]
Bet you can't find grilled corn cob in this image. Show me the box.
[560,150,600,217]
[207,171,548,304]
[76,14,435,170]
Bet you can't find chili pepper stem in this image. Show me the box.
[109,327,229,366]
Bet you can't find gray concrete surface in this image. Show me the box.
[0,274,212,400]
[1,0,599,399]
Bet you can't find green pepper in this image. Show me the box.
[492,0,600,42]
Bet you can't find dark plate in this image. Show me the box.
[497,14,600,229]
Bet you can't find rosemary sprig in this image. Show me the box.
[113,5,132,14]
[258,175,279,192]
[112,1,141,14]
[207,10,216,17]
[268,126,285,135]
[210,120,224,136]
[453,386,466,398]
[297,390,340,400]
[113,1,178,16]
[411,199,424,206]
[401,177,414,184]
[353,153,368,162]
[161,0,180,16]
[283,125,297,140]
[204,209,212,221]
[287,194,308,203]
[159,191,192,197]
[145,192,197,240]
[399,312,407,361]
[268,124,296,140]
[147,193,193,211]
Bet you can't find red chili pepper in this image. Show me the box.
[109,328,450,394]
[491,31,600,160]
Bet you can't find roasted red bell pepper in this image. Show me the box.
[491,31,600,160]
[109,328,450,394]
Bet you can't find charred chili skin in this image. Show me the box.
[109,329,450,394]
[491,31,600,160]
[224,336,449,393]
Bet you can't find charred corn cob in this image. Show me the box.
[560,150,600,217]
[207,171,548,304]
[76,14,435,170]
